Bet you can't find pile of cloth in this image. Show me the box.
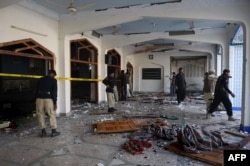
[177,124,228,153]
[149,124,178,141]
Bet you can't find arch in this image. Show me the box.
[106,49,121,100]
[0,38,55,118]
[0,38,55,71]
[70,38,98,102]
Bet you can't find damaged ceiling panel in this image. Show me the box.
[31,0,181,14]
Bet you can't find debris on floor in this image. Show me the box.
[164,123,250,166]
[123,139,152,155]
[0,92,247,166]
[176,124,226,153]
[165,142,224,166]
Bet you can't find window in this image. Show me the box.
[229,25,243,110]
[142,68,161,80]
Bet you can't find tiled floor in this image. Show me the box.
[0,93,247,166]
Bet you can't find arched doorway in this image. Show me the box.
[70,39,98,103]
[0,38,55,119]
[106,49,121,100]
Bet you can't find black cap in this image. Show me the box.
[49,69,57,76]
[223,69,230,74]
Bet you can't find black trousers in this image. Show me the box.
[176,88,186,104]
[121,85,127,100]
[208,93,233,116]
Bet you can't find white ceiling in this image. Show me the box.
[1,0,242,54]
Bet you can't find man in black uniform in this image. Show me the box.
[175,67,186,104]
[206,69,236,121]
[170,72,176,96]
[35,69,60,137]
[102,71,117,112]
[120,70,127,101]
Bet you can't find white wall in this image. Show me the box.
[0,4,58,54]
[133,52,171,92]
[0,4,62,112]
[131,50,209,93]
[173,59,206,92]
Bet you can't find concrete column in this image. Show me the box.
[208,52,216,71]
[98,48,107,102]
[57,37,71,116]
[240,24,250,132]
[221,44,230,70]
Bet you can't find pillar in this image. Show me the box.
[57,37,71,116]
[240,24,250,132]
[222,44,230,70]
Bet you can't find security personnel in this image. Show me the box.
[102,71,117,112]
[203,70,217,112]
[120,70,127,101]
[35,69,60,137]
[206,69,236,121]
[175,67,186,104]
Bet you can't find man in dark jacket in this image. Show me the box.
[35,69,60,137]
[175,68,186,104]
[102,71,117,112]
[170,72,176,96]
[206,69,236,121]
[120,70,127,100]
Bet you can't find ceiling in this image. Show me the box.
[1,0,240,54]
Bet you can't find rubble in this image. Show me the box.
[0,92,247,166]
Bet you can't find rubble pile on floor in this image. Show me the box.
[88,92,249,165]
[0,92,249,166]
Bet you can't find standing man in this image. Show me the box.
[203,70,217,112]
[206,69,236,121]
[103,71,117,112]
[120,70,127,101]
[113,75,119,102]
[127,69,133,97]
[35,69,60,137]
[170,72,176,96]
[125,70,131,98]
[175,68,186,104]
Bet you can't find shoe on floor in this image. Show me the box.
[111,107,117,111]
[108,108,114,112]
[51,129,60,137]
[206,113,211,119]
[41,129,47,138]
[228,116,236,121]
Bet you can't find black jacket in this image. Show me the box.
[102,76,115,93]
[120,73,127,87]
[175,73,186,90]
[35,75,57,105]
[214,74,232,95]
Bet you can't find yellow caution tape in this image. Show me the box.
[0,73,41,79]
[0,73,102,82]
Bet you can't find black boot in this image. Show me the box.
[41,128,47,138]
[51,129,60,137]
[108,108,114,112]
[111,107,117,111]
